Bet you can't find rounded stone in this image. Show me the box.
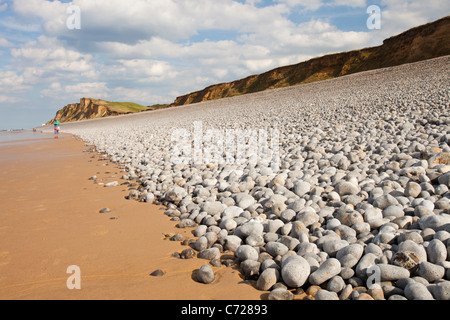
[177,218,196,228]
[428,281,450,300]
[419,214,450,232]
[180,248,196,259]
[165,186,187,203]
[246,234,265,247]
[222,206,244,218]
[438,172,450,187]
[336,244,364,261]
[397,240,427,263]
[237,194,256,209]
[417,262,445,282]
[414,206,433,217]
[373,194,399,210]
[280,255,311,288]
[388,295,408,300]
[222,235,242,252]
[315,289,339,300]
[295,207,319,227]
[193,225,208,237]
[376,264,410,281]
[235,245,259,261]
[240,259,261,279]
[356,293,374,300]
[170,233,184,241]
[426,239,447,264]
[405,181,422,198]
[404,282,434,300]
[368,285,385,300]
[323,240,349,257]
[309,258,342,285]
[327,275,346,293]
[240,221,264,238]
[256,268,280,291]
[219,218,237,231]
[201,201,225,215]
[364,207,383,223]
[265,241,289,257]
[194,236,209,251]
[294,180,311,197]
[280,209,296,223]
[150,269,165,277]
[355,253,378,279]
[198,247,220,261]
[383,205,404,218]
[196,265,215,284]
[268,288,294,300]
[335,181,359,197]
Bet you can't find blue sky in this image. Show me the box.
[0,0,448,129]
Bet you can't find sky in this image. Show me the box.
[0,0,448,129]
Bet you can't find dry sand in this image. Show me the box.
[0,133,264,300]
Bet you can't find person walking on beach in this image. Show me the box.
[53,120,60,139]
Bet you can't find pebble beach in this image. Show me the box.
[44,55,450,299]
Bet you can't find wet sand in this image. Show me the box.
[0,133,263,300]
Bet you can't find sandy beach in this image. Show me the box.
[0,133,263,300]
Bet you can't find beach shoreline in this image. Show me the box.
[0,133,263,300]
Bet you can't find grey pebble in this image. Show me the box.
[309,258,341,285]
[265,241,289,257]
[376,264,410,281]
[196,265,215,284]
[150,269,165,277]
[315,289,339,300]
[180,248,196,259]
[268,288,294,300]
[235,245,259,261]
[404,282,434,300]
[417,262,445,282]
[428,281,450,300]
[281,255,310,288]
[170,233,184,241]
[256,268,280,291]
[198,247,220,261]
[426,239,447,264]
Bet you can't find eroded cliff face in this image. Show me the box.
[172,16,450,107]
[47,98,122,124]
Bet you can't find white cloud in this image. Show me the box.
[332,0,366,8]
[0,95,24,104]
[112,87,168,105]
[276,0,323,11]
[64,82,110,99]
[380,0,449,37]
[0,38,13,47]
[11,36,94,74]
[0,70,29,91]
[108,59,178,82]
[0,16,41,32]
[40,80,109,100]
[12,0,290,44]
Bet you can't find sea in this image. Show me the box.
[0,129,50,143]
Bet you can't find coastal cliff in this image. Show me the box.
[47,98,156,124]
[172,16,450,106]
